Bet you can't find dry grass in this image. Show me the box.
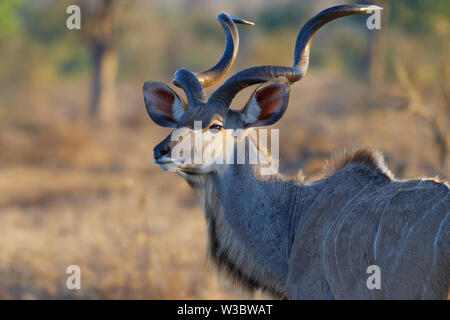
[0,70,447,299]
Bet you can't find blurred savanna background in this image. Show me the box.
[0,0,448,299]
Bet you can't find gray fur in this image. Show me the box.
[145,4,450,298]
[179,148,450,299]
[148,88,450,299]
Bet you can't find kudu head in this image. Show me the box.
[144,5,379,176]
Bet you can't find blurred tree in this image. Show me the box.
[77,0,130,123]
[389,0,449,174]
[257,1,310,34]
[0,0,23,87]
[389,0,450,34]
[0,0,21,41]
[395,59,449,174]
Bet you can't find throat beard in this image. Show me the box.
[183,171,286,299]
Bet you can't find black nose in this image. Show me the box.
[153,144,170,160]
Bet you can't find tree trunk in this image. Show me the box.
[90,43,118,123]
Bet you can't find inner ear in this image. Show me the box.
[143,81,186,127]
[241,77,290,127]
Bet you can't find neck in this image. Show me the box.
[183,163,302,298]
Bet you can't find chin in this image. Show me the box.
[157,161,179,172]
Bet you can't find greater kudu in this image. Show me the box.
[143,5,450,299]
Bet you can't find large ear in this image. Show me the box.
[143,81,186,127]
[240,77,290,127]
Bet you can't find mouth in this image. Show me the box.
[154,157,208,176]
[153,157,178,172]
[154,159,173,165]
[153,156,176,165]
[154,157,189,171]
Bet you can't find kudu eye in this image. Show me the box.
[209,123,223,132]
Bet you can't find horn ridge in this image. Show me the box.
[208,4,382,109]
[172,13,254,107]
